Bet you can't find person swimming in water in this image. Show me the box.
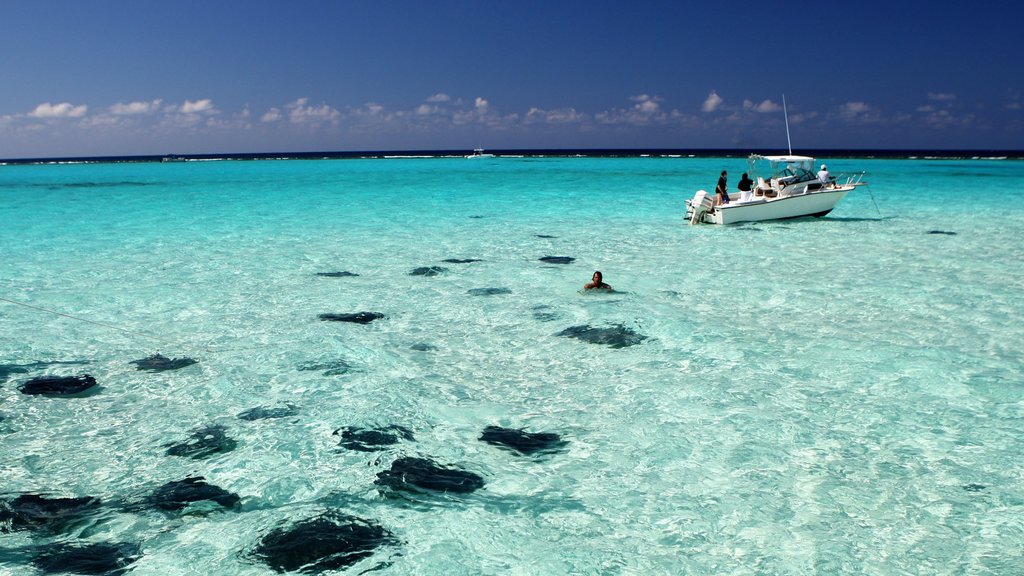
[584,271,612,290]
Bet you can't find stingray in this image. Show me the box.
[297,359,351,376]
[249,512,395,574]
[237,404,300,421]
[479,426,568,456]
[334,425,414,452]
[0,494,103,533]
[410,266,448,276]
[374,457,484,495]
[539,256,574,264]
[467,287,512,296]
[129,353,197,372]
[31,541,140,576]
[145,477,240,512]
[164,425,237,459]
[318,312,385,324]
[18,375,97,396]
[555,324,647,348]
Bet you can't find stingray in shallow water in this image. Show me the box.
[467,287,512,296]
[479,426,568,456]
[410,266,448,276]
[0,494,103,533]
[334,425,414,452]
[18,375,98,396]
[145,477,240,513]
[32,541,140,576]
[315,271,359,277]
[927,230,957,235]
[318,312,385,324]
[555,324,647,348]
[129,353,197,372]
[375,457,484,495]
[249,512,396,574]
[164,425,237,459]
[297,359,351,376]
[237,404,300,421]
[538,256,574,264]
[532,305,559,322]
[442,258,482,264]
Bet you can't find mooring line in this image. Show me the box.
[0,295,274,356]
[0,295,172,346]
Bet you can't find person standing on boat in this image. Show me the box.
[715,171,729,205]
[737,173,754,192]
[736,172,754,202]
[817,164,831,186]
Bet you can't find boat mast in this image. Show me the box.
[783,94,792,156]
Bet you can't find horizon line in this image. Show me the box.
[3,146,1023,165]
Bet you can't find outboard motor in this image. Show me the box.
[687,190,714,225]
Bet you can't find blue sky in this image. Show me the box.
[2,0,1021,157]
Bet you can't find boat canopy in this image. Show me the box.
[749,154,815,163]
[747,154,818,181]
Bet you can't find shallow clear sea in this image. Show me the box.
[1,155,1022,575]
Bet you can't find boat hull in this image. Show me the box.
[701,187,851,225]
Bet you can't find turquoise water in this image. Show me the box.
[1,156,1022,574]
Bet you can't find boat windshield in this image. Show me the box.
[748,155,817,184]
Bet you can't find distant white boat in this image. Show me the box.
[685,154,865,225]
[466,148,495,159]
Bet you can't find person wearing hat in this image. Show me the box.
[817,163,831,186]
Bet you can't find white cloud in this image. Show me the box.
[475,97,489,111]
[416,104,438,115]
[426,93,450,103]
[285,98,341,125]
[180,99,215,114]
[109,100,162,115]
[261,108,282,122]
[836,101,881,124]
[702,91,723,113]
[928,92,957,102]
[525,107,585,124]
[29,102,88,118]
[787,111,817,125]
[839,102,871,116]
[922,109,975,128]
[743,99,781,113]
[631,94,662,114]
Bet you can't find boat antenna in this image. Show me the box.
[783,94,792,156]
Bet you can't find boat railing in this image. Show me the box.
[836,171,867,187]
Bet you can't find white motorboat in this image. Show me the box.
[466,148,495,159]
[685,154,866,225]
